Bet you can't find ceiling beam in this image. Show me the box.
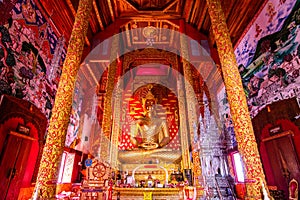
[123,0,139,11]
[184,0,195,22]
[107,0,115,22]
[34,1,61,37]
[93,0,105,30]
[163,0,178,12]
[190,0,200,24]
[197,3,207,31]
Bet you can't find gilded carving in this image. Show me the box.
[192,151,202,187]
[110,81,123,168]
[176,75,190,169]
[33,0,93,198]
[102,35,119,140]
[206,0,269,198]
[180,32,198,146]
[123,48,178,74]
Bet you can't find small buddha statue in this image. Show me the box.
[147,175,154,187]
[170,175,178,186]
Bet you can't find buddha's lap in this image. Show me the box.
[118,148,181,163]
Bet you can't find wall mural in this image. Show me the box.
[234,0,300,117]
[217,0,300,148]
[0,1,81,145]
[0,0,66,118]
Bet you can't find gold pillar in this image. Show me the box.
[179,20,200,171]
[206,0,269,198]
[192,151,202,179]
[101,35,119,161]
[192,151,204,194]
[179,21,198,144]
[177,75,191,169]
[32,0,92,198]
[109,80,122,168]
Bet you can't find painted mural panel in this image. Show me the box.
[0,0,84,147]
[219,0,300,148]
[234,0,300,117]
[0,0,66,120]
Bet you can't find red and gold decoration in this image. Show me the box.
[179,20,198,143]
[179,20,199,170]
[192,151,202,188]
[110,81,122,168]
[33,0,93,198]
[102,35,119,140]
[119,84,180,151]
[206,0,269,198]
[176,75,191,169]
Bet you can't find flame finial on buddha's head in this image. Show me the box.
[142,85,157,114]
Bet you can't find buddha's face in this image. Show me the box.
[146,105,157,118]
[144,99,156,112]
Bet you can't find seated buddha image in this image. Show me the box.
[118,89,181,164]
[131,104,170,150]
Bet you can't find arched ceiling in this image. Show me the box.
[37,0,266,48]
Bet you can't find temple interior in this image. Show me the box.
[0,0,300,199]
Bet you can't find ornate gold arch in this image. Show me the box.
[122,48,179,73]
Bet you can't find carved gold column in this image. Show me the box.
[192,151,204,194]
[179,20,200,171]
[206,0,269,198]
[177,75,191,169]
[101,35,119,161]
[109,80,122,168]
[32,0,92,198]
[179,21,198,143]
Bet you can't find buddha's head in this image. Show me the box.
[147,105,157,118]
[142,87,157,116]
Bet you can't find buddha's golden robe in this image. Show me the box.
[118,112,181,164]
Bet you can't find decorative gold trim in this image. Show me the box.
[114,187,180,196]
[206,0,269,198]
[262,130,294,142]
[9,131,36,141]
[123,48,178,74]
[66,0,90,46]
[110,81,123,168]
[179,21,198,169]
[34,0,93,198]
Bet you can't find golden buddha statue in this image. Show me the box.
[118,88,181,164]
[130,105,170,150]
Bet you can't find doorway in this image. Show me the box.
[0,131,32,199]
[263,132,300,198]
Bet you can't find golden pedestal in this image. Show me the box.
[143,191,152,200]
[114,188,181,200]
